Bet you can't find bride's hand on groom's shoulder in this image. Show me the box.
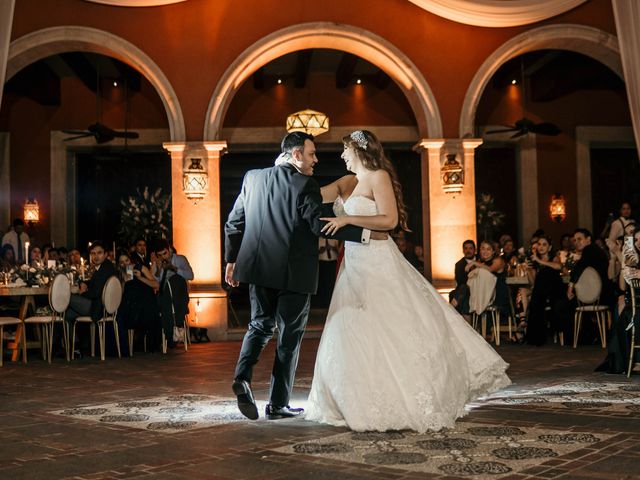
[320,216,349,236]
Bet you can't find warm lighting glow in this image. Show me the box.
[113,80,118,87]
[356,78,362,84]
[183,158,208,204]
[24,198,40,224]
[286,109,329,136]
[549,194,566,222]
[277,78,282,84]
[511,79,517,85]
[441,153,464,195]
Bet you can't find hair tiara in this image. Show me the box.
[350,130,368,150]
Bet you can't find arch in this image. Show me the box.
[459,24,622,138]
[204,22,442,141]
[6,26,185,141]
[407,0,588,28]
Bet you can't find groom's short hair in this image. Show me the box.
[281,132,314,155]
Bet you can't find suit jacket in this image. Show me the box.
[571,243,613,305]
[82,260,117,320]
[454,257,473,287]
[225,163,365,294]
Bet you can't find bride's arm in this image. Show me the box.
[320,175,355,203]
[321,170,398,234]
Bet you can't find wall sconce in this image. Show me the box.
[183,158,208,204]
[23,198,40,224]
[549,194,566,222]
[441,153,464,195]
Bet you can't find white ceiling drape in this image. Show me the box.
[407,0,589,27]
[612,0,640,156]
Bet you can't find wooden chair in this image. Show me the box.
[72,276,123,361]
[0,316,22,366]
[573,267,610,348]
[22,275,71,363]
[628,278,640,377]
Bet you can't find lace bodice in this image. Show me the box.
[333,196,378,217]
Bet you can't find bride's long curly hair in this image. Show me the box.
[343,130,411,232]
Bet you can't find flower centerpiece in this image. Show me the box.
[7,262,75,287]
[118,186,172,247]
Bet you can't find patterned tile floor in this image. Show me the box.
[1,339,639,479]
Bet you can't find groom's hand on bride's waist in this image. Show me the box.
[370,231,389,240]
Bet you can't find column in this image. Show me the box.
[0,0,15,108]
[416,138,482,288]
[163,140,228,340]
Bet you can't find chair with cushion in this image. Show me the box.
[22,274,71,363]
[573,267,610,348]
[0,316,23,366]
[72,276,123,361]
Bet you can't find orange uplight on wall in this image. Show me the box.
[24,198,40,224]
[549,194,566,222]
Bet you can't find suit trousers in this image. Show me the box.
[234,284,310,408]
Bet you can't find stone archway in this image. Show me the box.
[6,26,185,141]
[203,22,442,141]
[459,24,622,138]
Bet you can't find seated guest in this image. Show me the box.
[65,241,117,352]
[568,228,613,305]
[117,253,161,352]
[501,238,516,265]
[131,237,149,268]
[466,240,510,319]
[152,240,192,348]
[58,247,69,264]
[29,246,42,266]
[526,236,565,345]
[395,235,421,271]
[597,230,640,373]
[0,244,16,269]
[68,248,82,267]
[450,239,476,318]
[568,228,614,345]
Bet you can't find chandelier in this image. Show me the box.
[286,109,329,136]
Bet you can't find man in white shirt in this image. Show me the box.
[1,219,30,264]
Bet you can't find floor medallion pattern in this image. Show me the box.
[51,394,264,433]
[275,422,613,478]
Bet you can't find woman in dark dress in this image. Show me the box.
[526,236,565,346]
[118,253,161,352]
[466,241,510,322]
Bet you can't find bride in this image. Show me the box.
[305,130,510,433]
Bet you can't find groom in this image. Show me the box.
[225,131,381,420]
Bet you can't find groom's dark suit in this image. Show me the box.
[225,162,366,408]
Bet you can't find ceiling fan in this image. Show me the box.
[485,57,561,139]
[63,64,139,144]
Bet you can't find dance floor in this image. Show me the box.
[0,339,638,479]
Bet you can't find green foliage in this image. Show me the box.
[118,186,172,247]
[476,193,505,242]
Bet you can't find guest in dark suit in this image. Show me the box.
[567,228,614,345]
[65,241,117,353]
[131,237,149,268]
[225,131,381,421]
[450,239,476,317]
[568,228,613,306]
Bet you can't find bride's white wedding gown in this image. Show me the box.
[305,196,511,433]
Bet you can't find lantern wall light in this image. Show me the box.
[183,158,208,204]
[24,198,40,224]
[549,194,566,222]
[441,153,464,195]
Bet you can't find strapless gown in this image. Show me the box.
[305,196,511,432]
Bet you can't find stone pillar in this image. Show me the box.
[416,138,482,289]
[0,0,15,108]
[163,141,228,340]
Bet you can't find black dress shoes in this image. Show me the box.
[232,379,259,420]
[265,404,304,420]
